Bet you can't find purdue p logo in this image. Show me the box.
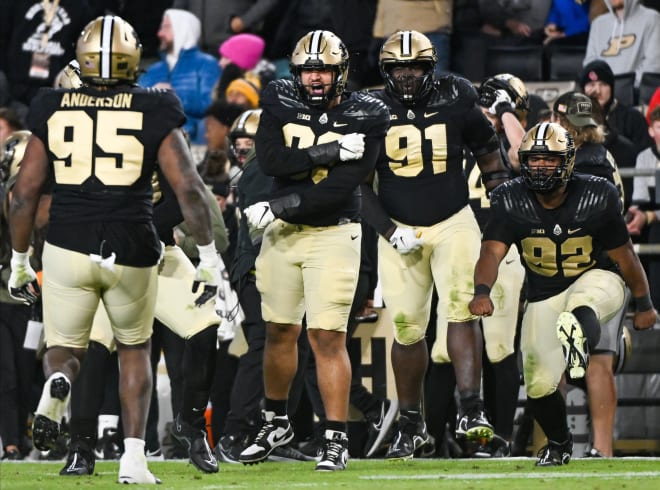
[601,34,636,57]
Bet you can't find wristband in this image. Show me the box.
[196,241,218,264]
[474,284,491,296]
[634,293,653,312]
[11,249,30,266]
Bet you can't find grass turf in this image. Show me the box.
[1,458,660,489]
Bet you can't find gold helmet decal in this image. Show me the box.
[290,30,349,106]
[1,130,31,189]
[379,30,437,105]
[77,15,142,85]
[519,122,576,193]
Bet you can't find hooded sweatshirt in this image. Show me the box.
[583,0,660,85]
[138,9,221,144]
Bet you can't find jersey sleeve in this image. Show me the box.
[482,188,516,246]
[593,183,630,251]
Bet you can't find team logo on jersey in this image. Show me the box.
[553,224,562,236]
[319,113,328,124]
[390,114,398,120]
[297,113,311,121]
[407,109,415,120]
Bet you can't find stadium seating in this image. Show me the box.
[547,45,586,82]
[484,45,544,82]
[613,72,636,107]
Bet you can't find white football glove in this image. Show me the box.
[389,227,424,254]
[244,201,275,230]
[488,89,514,116]
[192,242,222,307]
[338,133,366,161]
[8,250,40,305]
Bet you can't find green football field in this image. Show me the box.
[1,458,659,489]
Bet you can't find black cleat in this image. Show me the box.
[60,446,96,475]
[172,413,218,473]
[456,406,494,443]
[215,434,250,464]
[385,415,431,460]
[364,399,398,458]
[536,434,573,466]
[33,375,71,451]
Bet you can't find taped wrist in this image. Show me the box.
[196,242,218,266]
[495,102,516,119]
[306,141,340,166]
[634,293,653,312]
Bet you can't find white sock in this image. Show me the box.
[123,438,146,457]
[98,414,120,439]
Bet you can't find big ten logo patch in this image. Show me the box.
[601,35,636,57]
[348,308,397,420]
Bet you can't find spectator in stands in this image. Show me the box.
[579,60,652,154]
[0,108,24,146]
[172,0,278,54]
[625,106,660,308]
[372,0,453,75]
[583,0,660,86]
[647,86,660,125]
[543,0,591,47]
[215,33,267,99]
[139,9,221,144]
[478,0,552,45]
[0,0,92,107]
[225,77,261,109]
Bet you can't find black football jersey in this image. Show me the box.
[465,135,514,230]
[371,75,499,226]
[485,174,629,301]
[27,85,186,266]
[256,79,389,227]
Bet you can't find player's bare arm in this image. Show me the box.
[469,239,509,317]
[475,149,509,193]
[9,136,49,252]
[158,128,213,246]
[606,240,658,330]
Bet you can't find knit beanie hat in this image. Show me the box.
[226,78,260,109]
[579,60,615,91]
[219,34,265,71]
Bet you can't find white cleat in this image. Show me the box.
[118,452,161,484]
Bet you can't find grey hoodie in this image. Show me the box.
[583,0,660,85]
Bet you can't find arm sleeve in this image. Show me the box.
[271,135,381,221]
[360,182,396,238]
[255,108,337,176]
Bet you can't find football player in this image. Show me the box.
[8,16,220,484]
[551,91,627,458]
[239,30,389,471]
[461,73,530,456]
[362,30,507,459]
[469,122,656,466]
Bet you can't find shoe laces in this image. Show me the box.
[322,440,344,461]
[254,421,275,444]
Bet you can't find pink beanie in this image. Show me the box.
[219,34,265,71]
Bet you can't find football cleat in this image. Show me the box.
[118,451,161,484]
[315,430,349,472]
[60,440,96,476]
[536,434,573,466]
[556,311,589,379]
[239,411,294,464]
[33,375,71,451]
[364,399,398,458]
[269,443,317,462]
[455,406,494,442]
[171,413,218,473]
[385,415,431,460]
[215,433,251,464]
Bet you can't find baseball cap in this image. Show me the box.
[553,91,598,128]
